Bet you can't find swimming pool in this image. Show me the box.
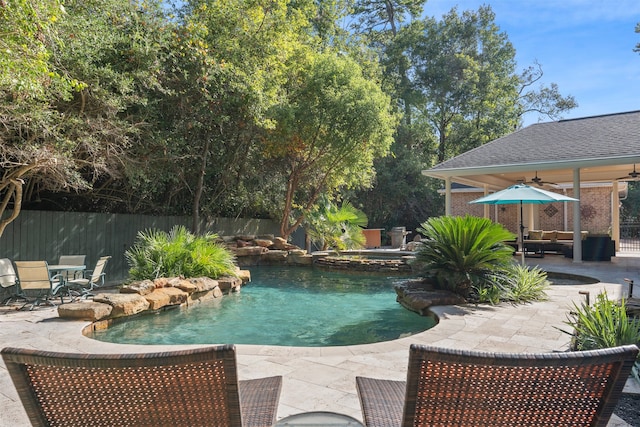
[89,266,436,346]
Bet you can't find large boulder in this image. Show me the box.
[58,301,113,321]
[93,293,150,318]
[394,279,465,316]
[144,289,171,310]
[120,280,155,295]
[189,277,220,293]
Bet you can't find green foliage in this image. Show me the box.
[411,215,515,297]
[561,291,640,352]
[474,283,503,305]
[124,225,237,280]
[264,51,398,238]
[402,6,520,162]
[499,264,550,303]
[304,197,368,251]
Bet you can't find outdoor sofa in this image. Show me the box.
[524,229,588,255]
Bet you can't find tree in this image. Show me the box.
[517,61,578,122]
[141,0,321,232]
[0,0,88,236]
[263,52,397,239]
[404,6,520,163]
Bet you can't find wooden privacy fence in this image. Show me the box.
[0,211,296,282]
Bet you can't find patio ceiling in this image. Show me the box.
[422,111,640,191]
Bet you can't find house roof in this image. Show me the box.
[423,110,640,190]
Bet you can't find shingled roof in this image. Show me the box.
[423,110,640,190]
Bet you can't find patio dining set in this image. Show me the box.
[0,255,110,310]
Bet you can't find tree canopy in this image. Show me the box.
[0,0,578,239]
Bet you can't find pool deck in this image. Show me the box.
[1,252,639,426]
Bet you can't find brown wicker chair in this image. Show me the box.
[2,345,282,427]
[356,344,638,427]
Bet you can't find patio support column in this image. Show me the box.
[445,177,452,216]
[612,181,620,251]
[483,184,490,218]
[573,168,582,263]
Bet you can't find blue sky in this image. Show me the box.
[425,0,640,126]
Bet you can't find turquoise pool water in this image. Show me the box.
[89,266,436,347]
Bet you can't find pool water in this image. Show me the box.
[89,266,436,347]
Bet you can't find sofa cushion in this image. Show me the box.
[528,230,543,240]
[541,230,557,241]
[556,231,573,240]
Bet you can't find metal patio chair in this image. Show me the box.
[1,344,282,427]
[57,254,86,280]
[356,344,638,427]
[13,261,65,310]
[66,255,111,298]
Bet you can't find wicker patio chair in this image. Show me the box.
[356,344,638,427]
[1,345,282,427]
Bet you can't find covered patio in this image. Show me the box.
[422,111,640,262]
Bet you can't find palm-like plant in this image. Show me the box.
[125,225,237,280]
[304,198,367,251]
[411,215,516,298]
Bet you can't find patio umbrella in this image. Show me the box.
[469,184,579,263]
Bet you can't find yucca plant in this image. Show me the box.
[411,215,516,298]
[562,291,640,352]
[125,225,237,280]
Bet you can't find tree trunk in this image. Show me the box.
[192,139,210,235]
[0,180,23,239]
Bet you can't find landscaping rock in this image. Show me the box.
[272,237,297,250]
[58,301,113,321]
[172,278,198,294]
[189,277,219,292]
[157,287,188,305]
[394,280,466,315]
[236,246,267,256]
[254,238,273,248]
[285,249,310,265]
[217,276,242,292]
[145,289,171,310]
[120,280,155,295]
[93,293,150,318]
[262,250,288,262]
[236,269,251,283]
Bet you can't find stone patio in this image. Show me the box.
[1,253,638,426]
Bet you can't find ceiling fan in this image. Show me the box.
[526,171,556,187]
[616,164,640,181]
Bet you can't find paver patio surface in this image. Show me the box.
[1,253,638,426]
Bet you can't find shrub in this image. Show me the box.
[411,215,515,298]
[562,291,640,352]
[499,264,550,303]
[125,225,237,280]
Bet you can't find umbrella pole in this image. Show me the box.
[520,201,525,265]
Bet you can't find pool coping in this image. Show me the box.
[1,254,638,426]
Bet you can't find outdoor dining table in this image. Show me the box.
[48,264,86,278]
[47,264,86,302]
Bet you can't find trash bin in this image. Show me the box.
[388,226,408,249]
